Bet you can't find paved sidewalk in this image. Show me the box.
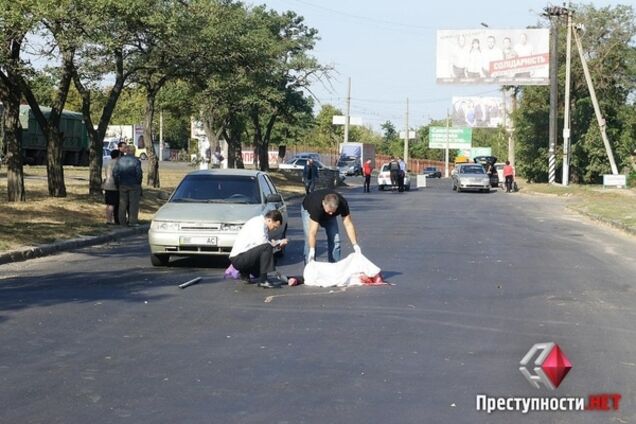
[0,225,149,266]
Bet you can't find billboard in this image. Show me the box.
[452,96,506,128]
[429,127,472,149]
[436,29,550,85]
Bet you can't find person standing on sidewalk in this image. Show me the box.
[503,160,515,193]
[303,159,319,194]
[113,145,143,226]
[362,159,372,192]
[102,149,121,224]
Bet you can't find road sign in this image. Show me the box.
[399,130,416,140]
[332,115,362,126]
[428,127,472,149]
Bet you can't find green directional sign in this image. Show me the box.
[428,127,472,149]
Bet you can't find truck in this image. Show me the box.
[338,142,375,176]
[17,105,90,166]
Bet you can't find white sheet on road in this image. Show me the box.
[303,253,382,287]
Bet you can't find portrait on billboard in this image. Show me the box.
[437,29,550,85]
[452,96,507,128]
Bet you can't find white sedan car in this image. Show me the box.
[377,163,411,191]
[148,169,288,266]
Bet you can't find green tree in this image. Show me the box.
[0,0,36,201]
[305,104,343,152]
[245,7,330,171]
[514,4,636,183]
[71,0,153,195]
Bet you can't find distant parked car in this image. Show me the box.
[103,139,119,152]
[278,157,329,170]
[287,152,321,162]
[494,163,505,187]
[451,163,491,193]
[377,163,411,191]
[473,156,499,188]
[422,166,442,178]
[336,156,362,176]
[147,169,288,266]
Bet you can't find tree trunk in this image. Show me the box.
[223,118,244,169]
[46,128,66,197]
[260,114,278,172]
[0,36,26,202]
[250,112,267,171]
[77,90,104,197]
[3,93,26,202]
[144,89,159,188]
[75,50,126,196]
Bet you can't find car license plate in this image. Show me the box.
[179,236,217,246]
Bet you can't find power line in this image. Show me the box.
[284,0,435,32]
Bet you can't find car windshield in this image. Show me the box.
[170,175,260,204]
[460,165,486,174]
[337,159,356,166]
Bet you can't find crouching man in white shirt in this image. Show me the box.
[229,210,288,288]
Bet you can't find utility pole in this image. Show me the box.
[546,8,559,184]
[573,26,619,175]
[445,109,450,178]
[344,77,351,146]
[562,6,573,185]
[404,97,409,164]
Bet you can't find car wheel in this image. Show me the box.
[457,186,462,193]
[379,185,384,191]
[150,253,169,266]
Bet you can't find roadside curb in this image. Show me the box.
[0,193,304,267]
[0,225,149,266]
[518,190,636,237]
[570,208,636,237]
[0,189,355,267]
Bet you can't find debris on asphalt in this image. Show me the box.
[178,277,202,289]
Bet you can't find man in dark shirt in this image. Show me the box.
[302,159,319,194]
[301,189,361,263]
[113,145,143,226]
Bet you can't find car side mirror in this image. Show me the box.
[266,193,282,203]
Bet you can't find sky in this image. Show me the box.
[256,0,635,132]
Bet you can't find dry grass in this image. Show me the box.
[0,164,305,253]
[521,182,636,232]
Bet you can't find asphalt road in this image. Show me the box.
[1,177,635,423]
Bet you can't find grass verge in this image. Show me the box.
[0,164,304,253]
[519,182,636,233]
